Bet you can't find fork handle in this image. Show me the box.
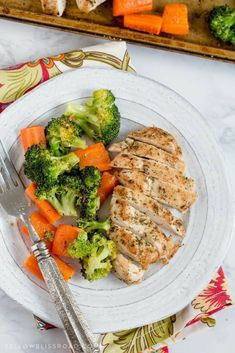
[32,242,99,353]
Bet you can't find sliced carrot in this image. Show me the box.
[23,253,75,281]
[29,211,56,250]
[161,3,189,35]
[52,224,81,257]
[74,143,111,171]
[52,255,76,281]
[113,0,152,16]
[98,172,119,204]
[20,126,46,151]
[93,163,112,172]
[124,14,163,35]
[25,183,61,224]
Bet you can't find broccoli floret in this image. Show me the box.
[35,175,83,216]
[209,5,235,45]
[81,232,117,281]
[77,218,111,234]
[67,230,94,259]
[45,115,87,156]
[64,89,121,145]
[35,183,65,215]
[79,166,102,220]
[80,189,100,220]
[44,231,54,242]
[80,166,101,190]
[58,174,84,215]
[24,145,80,186]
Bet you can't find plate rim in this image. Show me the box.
[0,67,234,333]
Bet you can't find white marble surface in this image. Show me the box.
[0,18,234,353]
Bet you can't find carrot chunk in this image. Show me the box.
[52,224,81,257]
[124,14,163,35]
[74,143,111,171]
[20,126,46,151]
[113,0,152,16]
[25,183,61,224]
[20,212,56,250]
[23,253,75,281]
[161,3,189,35]
[98,172,119,204]
[30,211,56,250]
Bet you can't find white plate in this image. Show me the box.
[0,68,234,334]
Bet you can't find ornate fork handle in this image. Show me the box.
[33,242,99,353]
[24,217,99,353]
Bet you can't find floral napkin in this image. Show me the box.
[0,41,232,353]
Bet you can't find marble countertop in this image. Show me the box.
[0,18,234,353]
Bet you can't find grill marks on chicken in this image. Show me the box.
[109,138,185,173]
[128,127,183,158]
[110,197,178,263]
[108,225,159,269]
[110,153,194,191]
[109,126,196,284]
[115,169,197,213]
[113,186,185,236]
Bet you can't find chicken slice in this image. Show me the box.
[76,0,106,12]
[110,153,194,191]
[112,253,145,284]
[128,127,182,158]
[115,169,197,212]
[110,197,178,262]
[109,224,159,269]
[113,186,185,236]
[40,0,66,16]
[109,138,185,173]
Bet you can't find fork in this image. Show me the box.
[0,140,100,353]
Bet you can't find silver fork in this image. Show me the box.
[0,140,100,353]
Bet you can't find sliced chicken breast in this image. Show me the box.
[110,197,178,262]
[128,127,183,158]
[109,224,159,269]
[40,0,66,16]
[115,169,197,212]
[76,0,106,12]
[112,253,145,284]
[110,153,194,191]
[109,138,185,173]
[113,186,185,236]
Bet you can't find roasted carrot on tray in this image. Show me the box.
[113,0,152,17]
[20,125,46,151]
[25,183,61,224]
[124,14,163,35]
[161,3,189,35]
[23,253,75,281]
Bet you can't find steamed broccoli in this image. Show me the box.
[44,231,55,242]
[80,166,102,190]
[45,115,87,156]
[81,232,117,281]
[35,175,83,216]
[64,89,120,145]
[58,174,84,214]
[77,218,111,234]
[80,189,100,220]
[79,166,102,220]
[67,230,94,259]
[209,5,235,45]
[24,145,79,186]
